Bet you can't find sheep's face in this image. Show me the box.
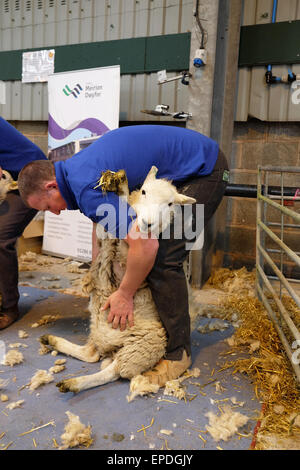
[0,170,14,204]
[132,166,196,236]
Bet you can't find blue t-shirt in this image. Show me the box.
[0,117,46,180]
[54,125,219,238]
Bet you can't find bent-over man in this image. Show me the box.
[18,125,228,384]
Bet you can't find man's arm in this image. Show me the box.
[0,167,2,178]
[101,222,159,331]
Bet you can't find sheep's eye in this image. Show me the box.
[168,202,173,207]
[1,174,6,180]
[142,189,146,195]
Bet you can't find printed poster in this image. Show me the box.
[22,49,55,83]
[43,66,120,261]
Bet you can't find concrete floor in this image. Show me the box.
[0,284,261,452]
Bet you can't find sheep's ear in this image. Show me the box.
[144,166,158,183]
[174,193,196,205]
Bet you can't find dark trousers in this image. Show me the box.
[147,150,229,360]
[0,191,37,310]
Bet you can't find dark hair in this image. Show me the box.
[18,160,55,204]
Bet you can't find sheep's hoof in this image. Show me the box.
[39,334,50,345]
[39,334,57,349]
[56,380,79,394]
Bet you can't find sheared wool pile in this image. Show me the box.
[127,375,160,402]
[18,330,29,339]
[205,405,249,442]
[127,367,200,402]
[197,319,229,333]
[3,349,24,366]
[0,378,9,389]
[9,342,28,349]
[6,400,25,410]
[31,314,60,328]
[29,370,54,390]
[50,358,66,371]
[67,262,88,274]
[207,267,256,297]
[163,379,187,400]
[19,251,54,267]
[54,359,66,365]
[59,411,93,449]
[49,364,65,374]
[256,433,300,450]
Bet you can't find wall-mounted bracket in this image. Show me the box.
[157,70,192,86]
[141,104,192,120]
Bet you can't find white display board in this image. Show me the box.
[43,210,93,262]
[43,66,120,261]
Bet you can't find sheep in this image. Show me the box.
[40,166,196,400]
[0,170,17,205]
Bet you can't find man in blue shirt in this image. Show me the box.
[0,117,47,329]
[18,125,228,383]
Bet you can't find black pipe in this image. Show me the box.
[224,184,299,199]
[194,0,206,49]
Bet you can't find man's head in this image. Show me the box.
[18,160,67,215]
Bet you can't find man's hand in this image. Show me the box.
[102,288,134,331]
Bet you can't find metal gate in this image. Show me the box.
[256,166,300,382]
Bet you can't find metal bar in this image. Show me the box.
[258,194,300,224]
[258,245,300,307]
[266,248,300,256]
[259,220,300,267]
[267,222,300,229]
[280,172,284,303]
[263,169,269,278]
[259,166,300,173]
[267,195,300,201]
[268,275,300,285]
[257,264,300,342]
[224,184,300,199]
[256,167,264,296]
[256,284,300,383]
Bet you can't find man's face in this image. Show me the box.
[27,183,67,216]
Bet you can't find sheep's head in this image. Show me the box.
[0,170,16,205]
[131,166,196,236]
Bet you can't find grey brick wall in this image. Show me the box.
[224,119,300,277]
[11,121,48,157]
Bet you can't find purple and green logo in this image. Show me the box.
[63,84,83,98]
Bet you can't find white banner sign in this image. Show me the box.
[47,65,120,155]
[43,211,93,261]
[43,66,120,261]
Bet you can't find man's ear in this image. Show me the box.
[44,180,58,191]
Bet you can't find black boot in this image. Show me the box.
[0,306,19,330]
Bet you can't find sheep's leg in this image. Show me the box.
[57,359,119,393]
[40,334,100,363]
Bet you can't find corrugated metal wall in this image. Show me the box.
[0,0,193,121]
[236,0,300,121]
